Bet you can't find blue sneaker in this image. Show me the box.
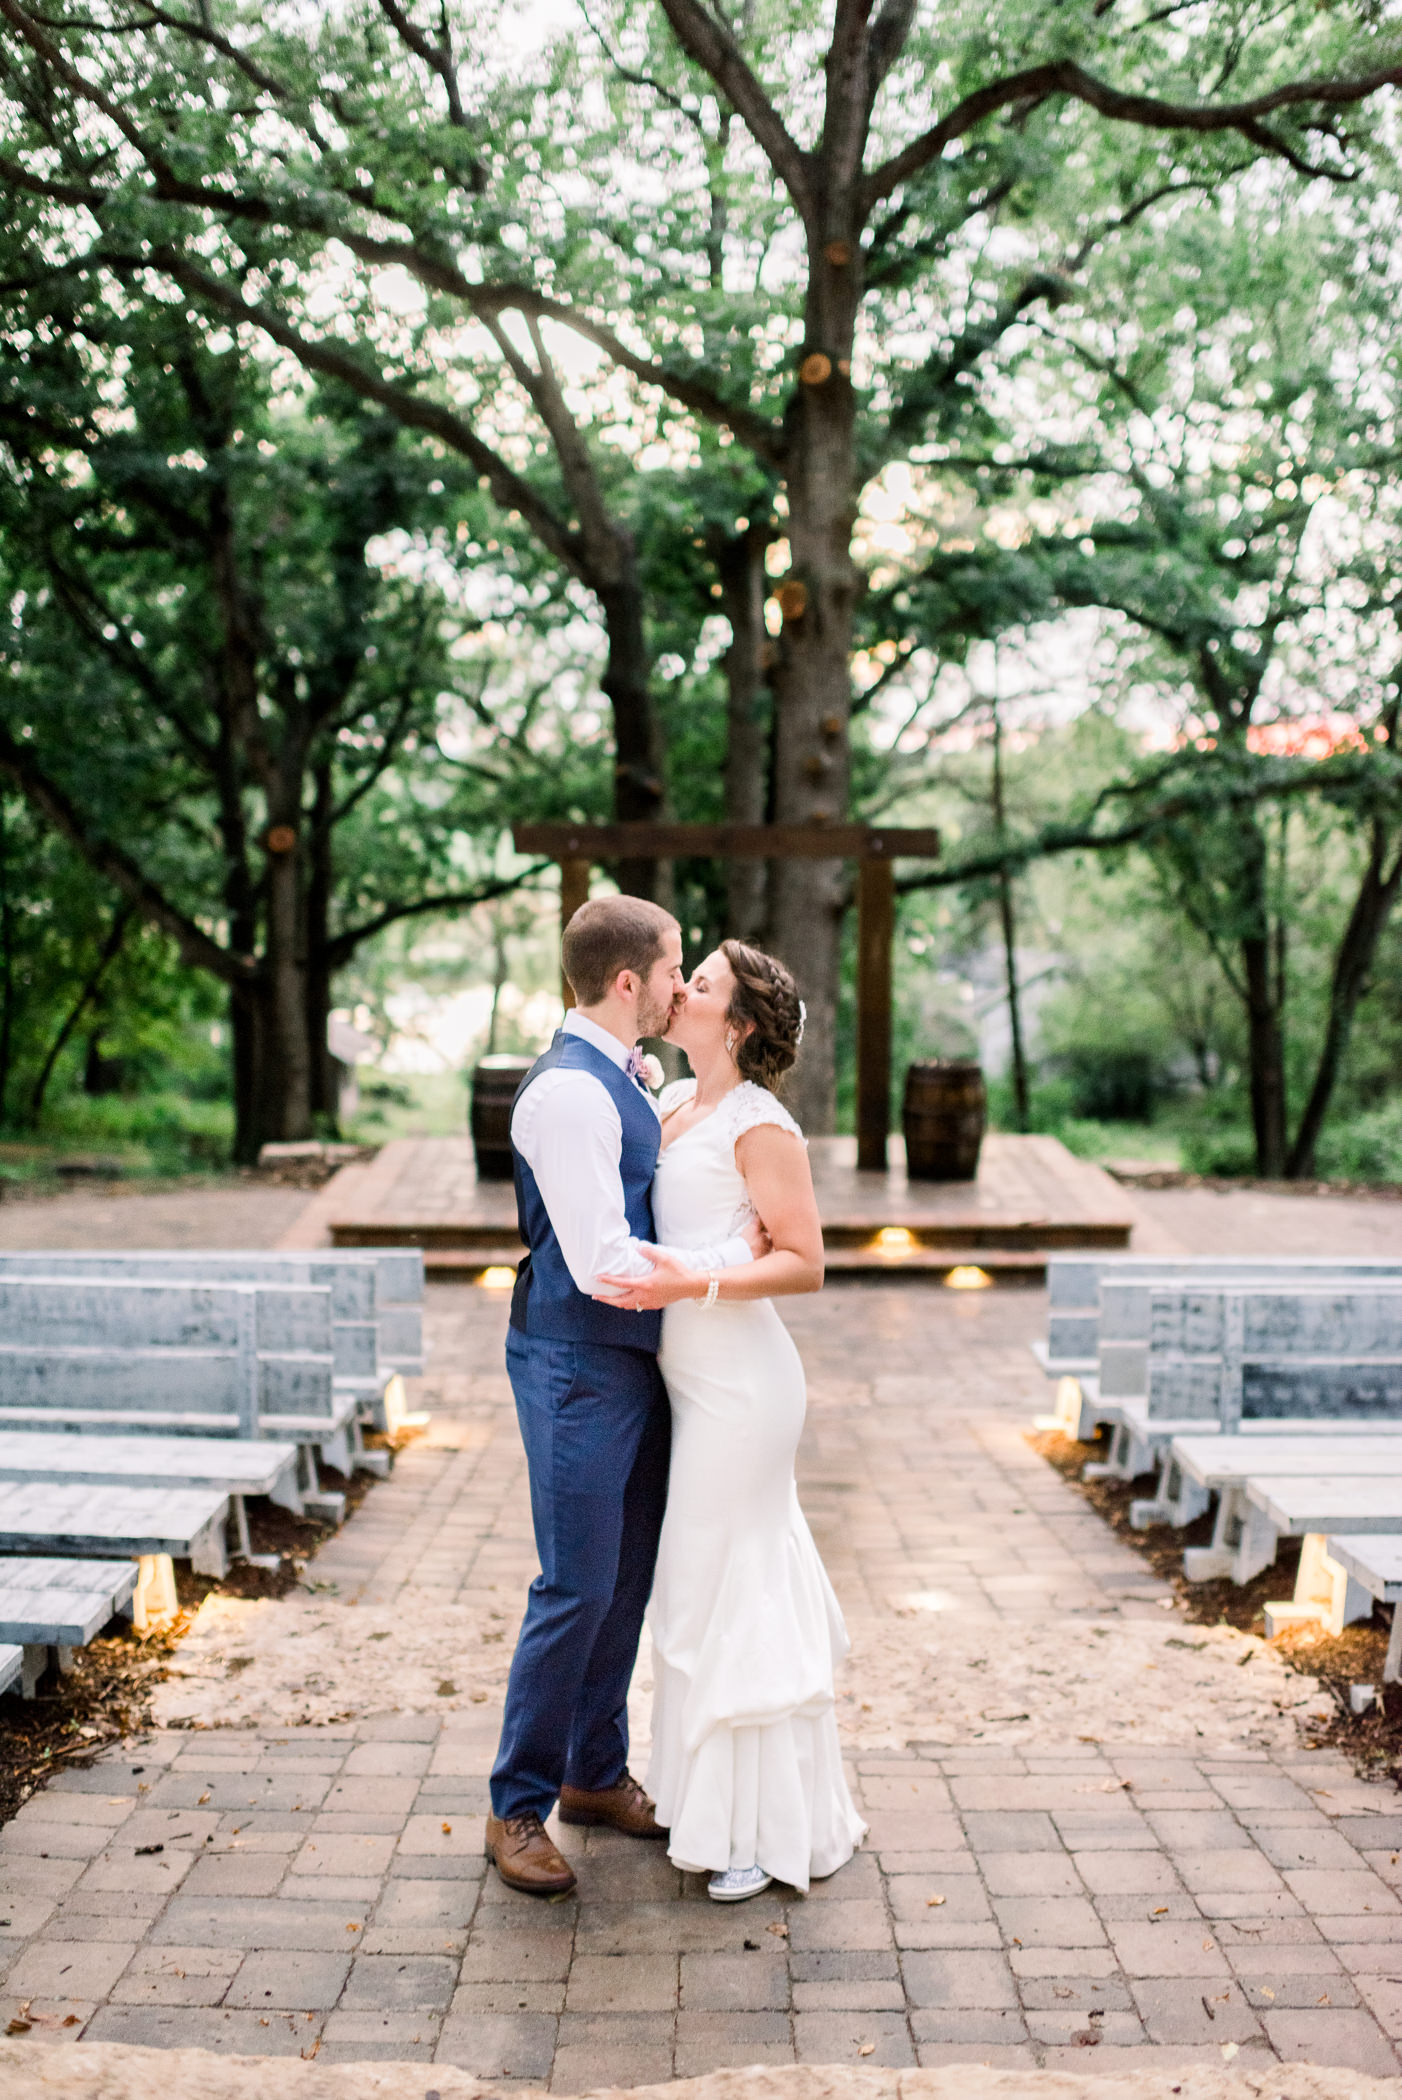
[707,1865,773,1903]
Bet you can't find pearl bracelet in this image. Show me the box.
[700,1271,719,1309]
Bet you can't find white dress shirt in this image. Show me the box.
[510,1011,751,1295]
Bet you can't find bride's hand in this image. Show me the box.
[593,1245,699,1312]
[742,1214,772,1260]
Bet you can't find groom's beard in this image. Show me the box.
[635,991,678,1041]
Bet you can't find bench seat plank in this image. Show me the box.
[0,1431,298,1500]
[0,1483,229,1563]
[1245,1475,1402,1535]
[0,1558,140,1645]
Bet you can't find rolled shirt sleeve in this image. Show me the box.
[513,1072,750,1296]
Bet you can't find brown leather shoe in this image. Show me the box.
[558,1770,668,1839]
[484,1812,577,1895]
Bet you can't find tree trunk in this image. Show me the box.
[230,977,263,1165]
[305,764,337,1128]
[29,900,134,1122]
[989,691,1030,1129]
[711,521,772,938]
[263,839,313,1141]
[1242,930,1287,1176]
[0,801,12,1128]
[599,559,668,903]
[1229,810,1287,1176]
[1287,826,1402,1178]
[767,237,862,1133]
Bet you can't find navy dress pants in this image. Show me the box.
[491,1331,671,1823]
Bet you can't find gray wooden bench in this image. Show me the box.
[1043,1255,1402,1377]
[0,1275,366,1508]
[0,1557,140,1698]
[1323,1536,1402,1680]
[0,1431,301,1560]
[1055,1276,1402,1480]
[0,1250,423,1435]
[0,1482,231,1574]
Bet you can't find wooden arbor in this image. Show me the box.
[513,822,940,1172]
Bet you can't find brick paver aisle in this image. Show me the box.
[4,1279,1402,2080]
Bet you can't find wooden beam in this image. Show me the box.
[559,858,590,1009]
[856,857,895,1174]
[514,822,940,861]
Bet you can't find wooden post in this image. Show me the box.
[559,858,591,1009]
[856,854,894,1173]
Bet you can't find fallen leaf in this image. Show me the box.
[1073,2031,1100,2048]
[857,2044,875,2058]
[1202,1939,1215,1952]
[345,1922,360,1933]
[135,1843,164,1857]
[925,1895,947,1908]
[61,2016,79,2028]
[1150,1906,1169,1917]
[6,2022,31,2037]
[766,1922,789,1939]
[441,1823,452,1836]
[1220,2043,1239,2061]
[1260,1988,1276,2000]
[1318,1993,1331,2005]
[197,1792,210,1805]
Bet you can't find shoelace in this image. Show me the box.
[504,1812,547,1841]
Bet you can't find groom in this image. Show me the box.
[485,896,755,1895]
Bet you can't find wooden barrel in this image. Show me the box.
[903,1060,987,1182]
[470,1056,534,1181]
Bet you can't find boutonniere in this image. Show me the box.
[639,1053,665,1092]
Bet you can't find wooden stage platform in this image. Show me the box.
[281,1133,1134,1284]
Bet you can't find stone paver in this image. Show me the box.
[5,1270,1402,2076]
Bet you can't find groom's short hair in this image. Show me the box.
[563,896,678,1005]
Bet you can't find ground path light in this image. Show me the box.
[476,1266,517,1291]
[945,1264,993,1290]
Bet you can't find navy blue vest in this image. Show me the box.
[509,1030,663,1354]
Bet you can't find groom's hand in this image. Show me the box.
[743,1214,772,1260]
[592,1245,696,1311]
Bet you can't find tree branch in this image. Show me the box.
[651,0,813,215]
[0,714,252,982]
[325,864,550,967]
[144,249,596,587]
[863,55,1400,206]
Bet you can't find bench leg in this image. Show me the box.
[1385,1606,1402,1685]
[349,1416,390,1479]
[301,1447,346,1524]
[20,1646,47,1699]
[268,1457,304,1517]
[191,1513,229,1580]
[379,1371,427,1436]
[1184,1487,1241,1583]
[132,1554,178,1632]
[1033,1374,1084,1436]
[1264,1534,1374,1639]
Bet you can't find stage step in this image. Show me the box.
[408,1244,1049,1284]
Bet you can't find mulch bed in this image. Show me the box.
[0,1455,380,1827]
[1031,1427,1402,1783]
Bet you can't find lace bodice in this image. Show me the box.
[652,1080,804,1250]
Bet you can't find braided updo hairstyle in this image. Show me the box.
[720,939,804,1091]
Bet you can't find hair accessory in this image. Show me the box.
[796,1000,807,1046]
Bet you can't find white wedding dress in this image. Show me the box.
[645,1078,867,1891]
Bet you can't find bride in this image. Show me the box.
[595,940,866,1902]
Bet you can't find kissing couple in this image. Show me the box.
[484,895,866,1903]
